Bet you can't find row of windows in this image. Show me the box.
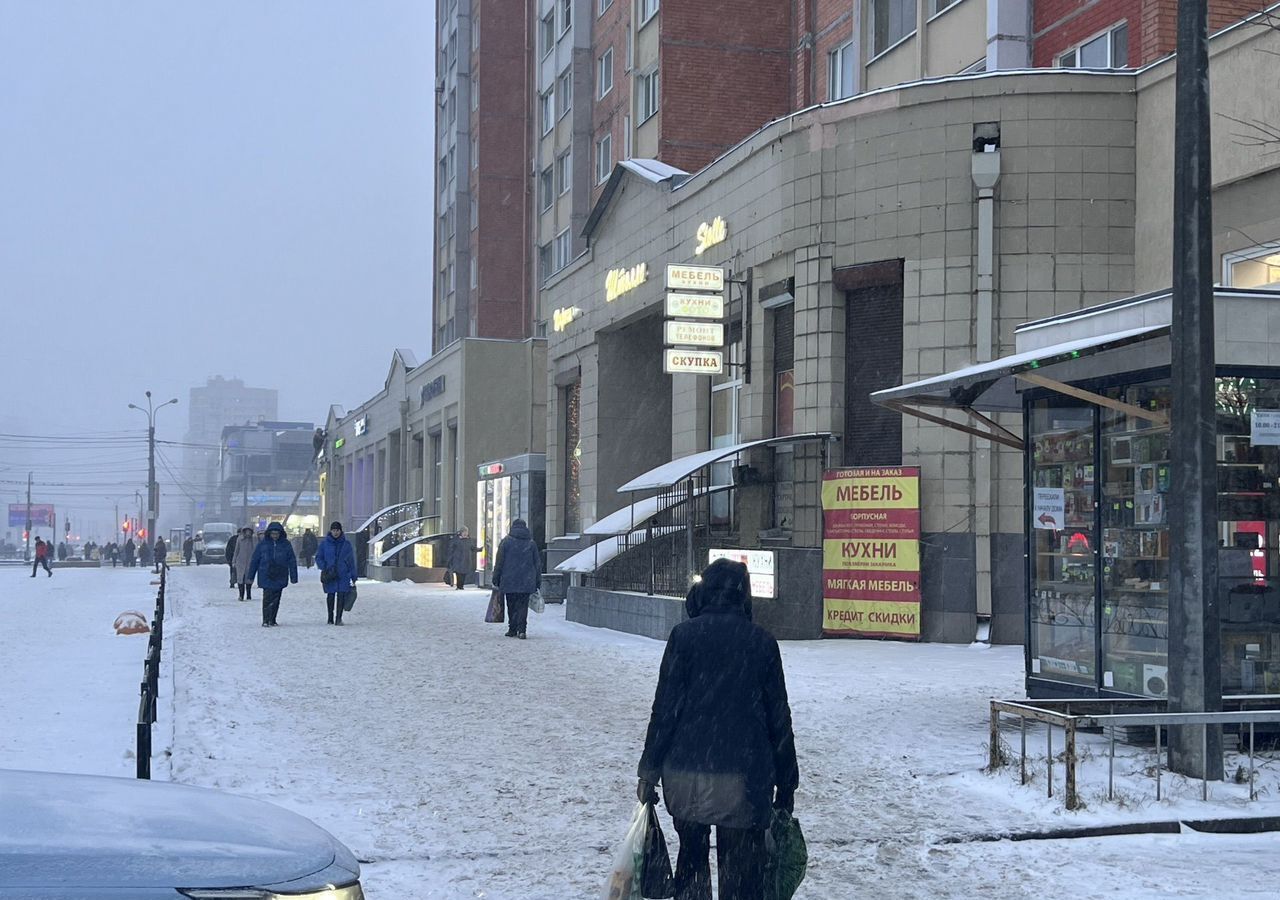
[541,0,658,58]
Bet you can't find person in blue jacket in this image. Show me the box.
[315,520,358,626]
[246,521,298,627]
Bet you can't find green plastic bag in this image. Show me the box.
[765,809,807,900]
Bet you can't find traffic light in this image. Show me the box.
[22,530,29,541]
[122,520,131,534]
[138,528,146,539]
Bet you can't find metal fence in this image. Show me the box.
[989,696,1280,809]
[136,566,166,780]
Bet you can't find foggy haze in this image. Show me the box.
[0,2,435,536]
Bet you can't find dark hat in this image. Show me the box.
[329,521,343,531]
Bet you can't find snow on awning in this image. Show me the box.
[584,484,732,536]
[616,432,834,493]
[555,527,684,574]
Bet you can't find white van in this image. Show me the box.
[200,522,238,563]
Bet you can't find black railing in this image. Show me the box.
[137,565,166,780]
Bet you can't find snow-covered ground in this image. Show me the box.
[5,564,1280,898]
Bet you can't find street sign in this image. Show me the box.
[664,349,724,375]
[666,264,724,292]
[664,320,725,347]
[665,292,724,319]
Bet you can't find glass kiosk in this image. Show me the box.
[475,453,546,587]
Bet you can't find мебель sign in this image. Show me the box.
[666,264,724,292]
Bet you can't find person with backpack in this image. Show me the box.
[246,522,298,627]
[491,519,541,640]
[636,558,799,900]
[315,521,358,625]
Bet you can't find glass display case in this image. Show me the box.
[1025,375,1280,698]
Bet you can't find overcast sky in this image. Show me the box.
[0,1,434,532]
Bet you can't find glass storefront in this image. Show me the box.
[1027,374,1280,697]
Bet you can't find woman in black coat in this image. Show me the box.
[637,559,798,900]
[445,527,478,590]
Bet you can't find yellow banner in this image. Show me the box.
[822,538,920,572]
[824,599,920,637]
[821,475,920,510]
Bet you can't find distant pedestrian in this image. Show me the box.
[224,530,239,587]
[315,521,357,625]
[232,526,256,601]
[636,558,799,900]
[445,527,478,590]
[123,538,136,567]
[247,521,298,627]
[139,540,152,568]
[182,536,193,566]
[492,519,541,640]
[57,541,68,561]
[108,542,119,568]
[153,537,167,573]
[193,532,205,565]
[300,528,318,569]
[30,538,52,578]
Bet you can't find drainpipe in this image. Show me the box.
[971,130,1001,625]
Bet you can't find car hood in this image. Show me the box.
[0,770,353,890]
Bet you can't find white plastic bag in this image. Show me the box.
[601,802,648,900]
[529,589,546,614]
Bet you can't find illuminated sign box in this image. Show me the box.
[665,292,724,319]
[694,216,728,256]
[354,417,369,436]
[708,547,775,599]
[664,349,724,375]
[605,263,648,302]
[665,320,724,347]
[666,264,724,292]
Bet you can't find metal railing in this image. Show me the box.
[989,696,1280,809]
[136,565,166,780]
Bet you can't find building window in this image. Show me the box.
[932,0,958,13]
[430,433,442,516]
[1059,23,1129,68]
[623,113,631,158]
[561,0,573,33]
[540,90,554,135]
[539,166,554,212]
[471,77,478,110]
[557,148,572,195]
[470,254,477,289]
[595,133,612,184]
[557,68,573,119]
[872,0,916,56]
[538,243,553,282]
[1224,244,1280,289]
[639,0,659,25]
[540,10,555,56]
[638,68,659,123]
[471,134,478,168]
[563,381,582,533]
[828,40,854,101]
[472,16,478,49]
[470,192,477,226]
[710,332,743,525]
[598,0,613,14]
[598,47,614,98]
[554,228,572,271]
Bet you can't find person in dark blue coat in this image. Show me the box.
[637,558,799,900]
[491,519,541,639]
[314,521,358,626]
[246,521,298,627]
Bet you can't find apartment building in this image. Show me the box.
[433,0,534,354]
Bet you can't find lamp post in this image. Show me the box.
[129,391,179,559]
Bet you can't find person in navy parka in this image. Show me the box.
[314,521,358,626]
[246,521,298,627]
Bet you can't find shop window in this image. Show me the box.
[563,382,582,534]
[710,330,744,526]
[1029,398,1097,687]
[598,47,614,98]
[1058,23,1129,68]
[872,0,916,56]
[1224,244,1280,289]
[773,303,795,436]
[828,41,855,101]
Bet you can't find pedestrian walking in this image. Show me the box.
[108,542,119,567]
[123,538,136,567]
[246,521,298,627]
[492,519,541,639]
[57,541,68,562]
[315,521,358,625]
[636,558,799,900]
[300,528,318,569]
[232,526,256,601]
[445,527,478,590]
[30,537,53,577]
[139,540,152,569]
[193,532,205,565]
[224,530,239,587]
[182,536,193,566]
[153,536,167,572]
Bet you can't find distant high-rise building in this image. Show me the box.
[181,376,277,528]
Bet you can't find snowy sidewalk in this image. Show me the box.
[7,564,1280,897]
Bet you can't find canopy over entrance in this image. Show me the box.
[617,432,834,493]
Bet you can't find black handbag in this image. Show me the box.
[342,585,357,612]
[640,804,675,898]
[321,565,339,582]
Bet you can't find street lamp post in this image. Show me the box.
[128,391,179,560]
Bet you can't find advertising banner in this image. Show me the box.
[708,548,775,599]
[665,264,724,292]
[663,349,724,375]
[664,320,725,347]
[9,504,55,528]
[665,292,724,319]
[821,467,921,639]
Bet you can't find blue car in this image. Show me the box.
[0,769,364,899]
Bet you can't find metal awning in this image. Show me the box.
[870,325,1170,450]
[376,530,454,565]
[584,484,731,536]
[556,527,683,574]
[617,432,834,493]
